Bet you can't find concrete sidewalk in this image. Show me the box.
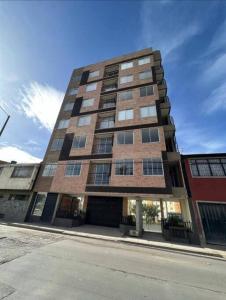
[1,221,226,260]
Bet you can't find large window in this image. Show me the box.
[190,159,226,177]
[117,131,133,144]
[142,128,159,143]
[115,159,133,175]
[143,158,164,175]
[139,70,152,80]
[120,75,133,84]
[57,119,69,129]
[42,164,57,177]
[118,109,133,121]
[11,166,34,178]
[140,105,157,118]
[64,103,74,111]
[89,70,100,78]
[86,82,97,92]
[68,88,78,96]
[118,90,133,101]
[65,162,81,176]
[140,85,154,97]
[72,136,86,148]
[78,115,91,127]
[50,138,64,151]
[82,98,95,108]
[138,56,151,65]
[120,61,133,70]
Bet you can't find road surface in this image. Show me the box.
[0,225,226,300]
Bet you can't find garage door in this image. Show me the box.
[199,202,226,245]
[86,196,123,227]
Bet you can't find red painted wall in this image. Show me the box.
[184,159,226,202]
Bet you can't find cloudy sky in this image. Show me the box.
[0,0,226,163]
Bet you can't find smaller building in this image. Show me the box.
[182,154,226,246]
[0,162,40,222]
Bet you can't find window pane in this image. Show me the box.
[139,70,152,80]
[138,56,150,65]
[32,194,46,216]
[42,164,57,177]
[89,70,100,78]
[121,61,133,70]
[118,109,133,121]
[64,103,74,111]
[68,88,78,96]
[65,163,81,176]
[82,98,94,107]
[72,136,86,148]
[11,166,34,178]
[118,90,133,101]
[140,85,154,97]
[143,158,163,175]
[117,131,133,144]
[86,83,97,92]
[197,160,211,176]
[140,106,156,118]
[51,138,64,151]
[190,161,199,176]
[115,160,133,175]
[209,159,225,176]
[142,128,159,143]
[126,109,133,119]
[78,116,91,126]
[120,75,133,84]
[58,119,69,129]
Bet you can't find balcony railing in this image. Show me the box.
[96,120,115,129]
[100,98,116,109]
[92,143,112,154]
[102,85,118,92]
[104,70,119,78]
[87,172,110,185]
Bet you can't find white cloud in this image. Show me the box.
[207,19,226,54]
[0,146,41,163]
[139,2,201,60]
[19,81,64,131]
[203,81,226,114]
[202,52,226,83]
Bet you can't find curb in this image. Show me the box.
[2,222,226,261]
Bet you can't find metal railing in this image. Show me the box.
[87,172,110,185]
[100,99,116,109]
[104,70,119,78]
[92,142,112,154]
[96,120,115,129]
[102,85,118,92]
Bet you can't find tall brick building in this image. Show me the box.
[29,48,191,231]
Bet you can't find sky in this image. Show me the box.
[0,0,226,163]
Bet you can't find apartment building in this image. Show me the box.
[182,154,226,245]
[0,162,40,222]
[30,48,191,233]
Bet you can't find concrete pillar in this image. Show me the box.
[136,198,143,236]
[51,194,61,224]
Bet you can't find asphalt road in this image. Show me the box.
[0,225,226,300]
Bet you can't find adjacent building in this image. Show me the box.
[0,162,40,222]
[28,48,191,233]
[182,154,226,246]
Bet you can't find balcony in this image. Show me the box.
[92,135,113,154]
[104,65,119,78]
[153,50,162,67]
[163,116,175,138]
[155,65,164,82]
[158,79,167,97]
[96,113,115,130]
[160,96,171,117]
[167,151,181,162]
[102,78,118,93]
[99,94,117,110]
[87,163,111,185]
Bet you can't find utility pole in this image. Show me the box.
[0,105,10,136]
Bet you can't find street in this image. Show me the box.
[0,225,226,300]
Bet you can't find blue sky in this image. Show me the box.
[0,0,226,162]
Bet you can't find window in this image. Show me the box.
[11,166,33,178]
[72,74,82,82]
[115,159,133,175]
[42,164,57,177]
[89,70,100,78]
[64,103,74,111]
[50,138,64,151]
[78,115,91,127]
[32,194,46,216]
[142,128,159,143]
[118,90,133,101]
[138,56,151,65]
[65,162,81,176]
[118,109,133,121]
[117,131,133,144]
[57,119,69,129]
[120,75,133,84]
[140,85,154,97]
[99,116,114,129]
[143,158,164,175]
[82,98,95,108]
[139,70,152,80]
[72,136,86,148]
[190,159,226,177]
[86,82,97,92]
[121,61,133,70]
[68,88,78,96]
[140,105,157,118]
[8,194,27,201]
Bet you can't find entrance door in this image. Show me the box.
[86,196,122,227]
[199,202,226,245]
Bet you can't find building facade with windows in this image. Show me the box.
[0,162,40,222]
[30,48,191,233]
[182,153,226,246]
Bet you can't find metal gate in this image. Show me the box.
[198,202,226,245]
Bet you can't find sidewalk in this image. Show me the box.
[1,221,226,260]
